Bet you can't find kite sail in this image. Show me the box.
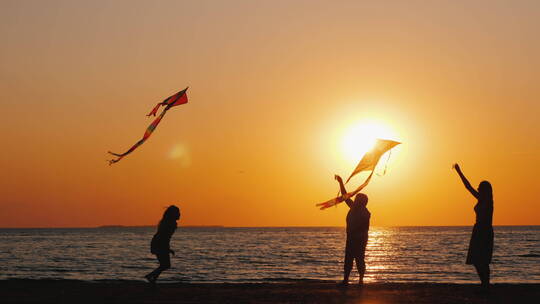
[108,87,189,165]
[316,139,400,210]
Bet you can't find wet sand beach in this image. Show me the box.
[1,280,539,304]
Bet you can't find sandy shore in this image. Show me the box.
[1,280,538,303]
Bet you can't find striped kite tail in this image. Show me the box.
[107,151,125,165]
[316,170,375,210]
[147,103,164,117]
[107,112,165,165]
[316,194,348,210]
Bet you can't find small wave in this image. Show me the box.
[47,269,71,273]
[93,279,142,283]
[518,254,540,257]
[259,278,334,283]
[120,265,146,270]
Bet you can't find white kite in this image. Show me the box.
[316,139,401,210]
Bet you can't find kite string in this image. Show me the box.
[377,149,392,176]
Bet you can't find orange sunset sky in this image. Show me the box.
[1,0,539,227]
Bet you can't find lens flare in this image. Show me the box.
[169,143,191,167]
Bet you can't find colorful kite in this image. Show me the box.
[108,87,189,165]
[316,139,400,210]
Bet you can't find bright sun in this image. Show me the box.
[342,120,397,163]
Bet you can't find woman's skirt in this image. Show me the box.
[466,224,494,265]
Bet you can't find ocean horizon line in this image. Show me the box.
[0,224,538,229]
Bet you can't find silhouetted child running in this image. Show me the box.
[145,205,180,284]
[335,175,371,286]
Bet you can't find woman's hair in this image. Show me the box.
[478,181,493,202]
[158,205,180,228]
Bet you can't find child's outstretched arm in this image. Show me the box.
[335,175,354,208]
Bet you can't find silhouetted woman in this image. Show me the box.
[453,164,493,289]
[335,175,371,286]
[145,205,180,284]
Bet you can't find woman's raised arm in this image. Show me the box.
[453,163,479,199]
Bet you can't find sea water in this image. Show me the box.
[0,226,538,283]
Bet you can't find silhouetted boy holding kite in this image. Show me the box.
[335,175,370,285]
[317,139,400,285]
